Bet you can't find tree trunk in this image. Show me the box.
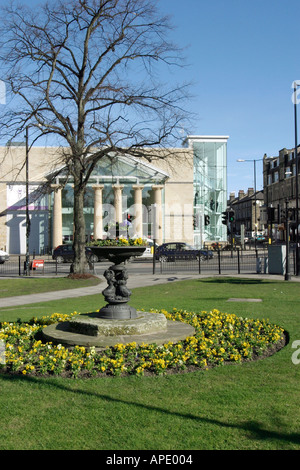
[71,179,88,274]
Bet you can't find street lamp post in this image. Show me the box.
[25,126,30,276]
[254,159,257,246]
[24,124,43,275]
[285,199,291,281]
[293,81,300,276]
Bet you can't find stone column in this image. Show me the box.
[113,184,124,224]
[152,185,164,245]
[51,184,63,249]
[132,184,144,238]
[92,184,104,240]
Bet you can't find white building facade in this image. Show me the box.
[0,136,228,254]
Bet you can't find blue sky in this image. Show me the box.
[2,0,300,196]
[160,0,300,195]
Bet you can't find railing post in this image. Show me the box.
[153,240,156,275]
[218,249,221,274]
[237,248,240,274]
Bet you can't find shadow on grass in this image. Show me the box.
[198,278,275,285]
[1,373,299,448]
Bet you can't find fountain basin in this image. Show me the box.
[68,312,168,336]
[42,312,195,349]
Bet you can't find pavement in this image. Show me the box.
[0,271,299,308]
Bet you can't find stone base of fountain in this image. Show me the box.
[42,311,195,349]
[42,245,195,350]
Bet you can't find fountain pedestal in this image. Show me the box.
[41,244,195,349]
[89,245,147,320]
[99,263,137,319]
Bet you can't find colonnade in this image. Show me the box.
[51,183,164,248]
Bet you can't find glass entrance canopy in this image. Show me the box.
[185,136,228,246]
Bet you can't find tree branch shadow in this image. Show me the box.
[1,373,299,448]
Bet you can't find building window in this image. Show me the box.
[271,159,278,169]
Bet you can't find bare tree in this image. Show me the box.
[0,0,191,273]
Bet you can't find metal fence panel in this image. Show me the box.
[0,249,296,278]
[155,249,295,276]
[0,256,95,277]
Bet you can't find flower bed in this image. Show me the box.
[87,236,146,247]
[0,309,285,378]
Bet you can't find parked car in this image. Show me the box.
[0,249,9,264]
[141,239,159,257]
[52,245,98,263]
[155,242,213,262]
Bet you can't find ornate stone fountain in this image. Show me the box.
[42,244,195,349]
[90,245,146,320]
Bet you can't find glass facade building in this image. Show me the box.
[1,137,228,254]
[185,136,228,247]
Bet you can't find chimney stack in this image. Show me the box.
[229,192,235,202]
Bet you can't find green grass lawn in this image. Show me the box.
[0,276,101,298]
[0,276,300,450]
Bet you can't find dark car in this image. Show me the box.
[155,242,213,262]
[52,245,98,263]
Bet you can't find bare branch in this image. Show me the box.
[0,0,193,272]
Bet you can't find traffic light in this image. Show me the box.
[228,210,235,223]
[280,208,286,224]
[267,207,275,223]
[222,211,228,225]
[290,208,296,224]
